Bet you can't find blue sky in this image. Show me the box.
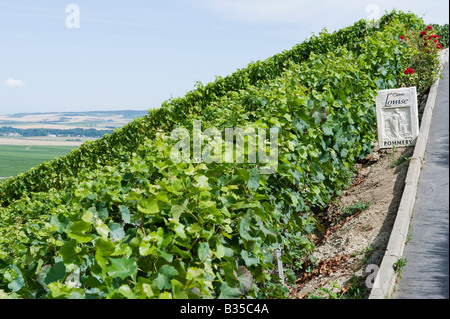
[0,1,448,115]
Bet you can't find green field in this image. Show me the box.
[0,145,76,177]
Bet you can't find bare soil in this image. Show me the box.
[288,142,414,299]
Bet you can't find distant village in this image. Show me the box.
[3,132,86,138]
[0,126,113,138]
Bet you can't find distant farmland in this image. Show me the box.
[0,110,148,178]
[0,145,76,177]
[0,110,148,131]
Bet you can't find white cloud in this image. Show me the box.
[5,78,26,88]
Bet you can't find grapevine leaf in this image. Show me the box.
[59,240,78,264]
[7,265,25,292]
[218,282,241,299]
[67,220,96,243]
[247,168,260,191]
[156,265,179,290]
[138,198,160,215]
[234,266,253,295]
[95,237,116,257]
[119,205,131,224]
[44,262,66,285]
[109,223,125,240]
[107,258,138,279]
[198,242,210,261]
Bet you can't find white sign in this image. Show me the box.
[375,87,419,149]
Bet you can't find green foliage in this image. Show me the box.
[393,258,407,278]
[306,281,346,299]
[0,10,407,207]
[432,24,449,48]
[399,23,444,96]
[390,154,411,168]
[306,275,369,299]
[0,10,439,299]
[342,200,372,218]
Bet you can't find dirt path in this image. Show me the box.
[289,142,413,299]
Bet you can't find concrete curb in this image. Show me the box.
[369,48,449,299]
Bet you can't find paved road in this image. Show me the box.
[394,63,449,299]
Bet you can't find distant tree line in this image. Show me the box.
[0,126,113,138]
[7,110,148,119]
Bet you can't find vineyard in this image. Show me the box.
[0,11,448,299]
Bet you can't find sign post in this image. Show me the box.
[375,87,419,149]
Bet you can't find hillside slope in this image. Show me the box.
[0,11,399,207]
[0,11,446,299]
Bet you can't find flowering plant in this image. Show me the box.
[431,24,449,48]
[400,24,443,95]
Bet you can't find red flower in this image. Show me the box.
[404,68,415,75]
[426,49,430,53]
[424,42,428,46]
[434,40,438,43]
[436,43,442,49]
[400,35,405,40]
[427,36,433,40]
[426,25,433,30]
[420,31,427,37]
